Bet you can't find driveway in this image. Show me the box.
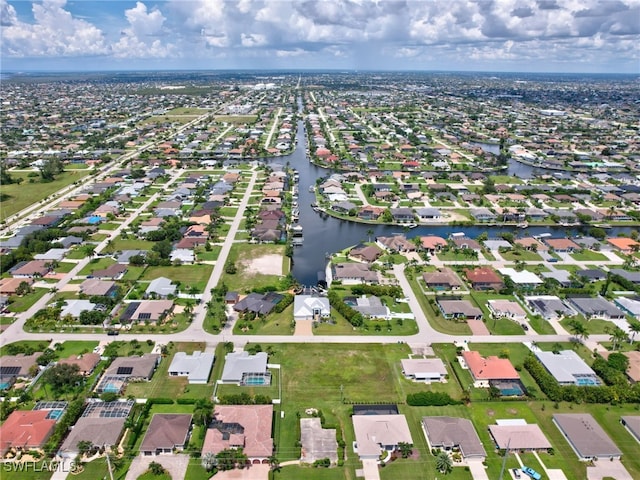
[586,459,633,480]
[467,459,490,480]
[214,464,269,480]
[125,454,190,480]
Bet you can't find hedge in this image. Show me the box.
[406,391,461,406]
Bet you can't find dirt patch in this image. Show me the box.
[486,409,495,417]
[241,254,283,276]
[59,283,81,292]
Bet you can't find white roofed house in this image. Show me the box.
[487,299,527,322]
[145,277,177,298]
[168,351,215,384]
[293,295,331,321]
[352,414,413,460]
[401,358,447,383]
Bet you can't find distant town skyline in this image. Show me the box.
[1,0,639,74]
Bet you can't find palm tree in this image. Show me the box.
[607,325,628,351]
[568,318,589,344]
[628,320,640,344]
[435,451,452,474]
[366,228,374,243]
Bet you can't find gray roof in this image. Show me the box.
[168,351,214,383]
[621,416,640,442]
[106,354,160,379]
[566,296,625,318]
[553,414,621,459]
[116,250,145,264]
[610,269,640,283]
[535,350,599,385]
[221,351,268,383]
[422,416,486,459]
[483,239,512,250]
[524,295,574,319]
[351,295,389,318]
[437,299,482,318]
[60,300,96,318]
[614,297,640,316]
[146,277,176,297]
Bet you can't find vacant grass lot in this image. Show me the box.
[0,170,91,221]
[54,340,98,356]
[569,250,609,261]
[104,237,154,253]
[222,243,287,292]
[140,264,213,292]
[500,249,543,262]
[78,257,116,275]
[7,287,49,313]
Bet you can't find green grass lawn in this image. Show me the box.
[0,340,51,356]
[196,246,221,261]
[234,305,295,335]
[7,288,49,313]
[73,458,129,480]
[312,312,419,336]
[140,264,213,292]
[529,315,558,335]
[276,465,350,479]
[0,460,63,479]
[222,243,288,292]
[500,249,543,262]
[0,170,91,221]
[569,250,609,261]
[53,340,98,357]
[560,316,616,335]
[78,257,116,276]
[104,237,154,253]
[54,262,75,273]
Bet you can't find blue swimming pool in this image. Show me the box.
[0,382,11,390]
[46,409,64,420]
[576,378,598,386]
[244,377,266,386]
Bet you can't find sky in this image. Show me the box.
[1,0,639,73]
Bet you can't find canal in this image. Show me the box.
[265,103,631,286]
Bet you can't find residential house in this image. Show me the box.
[202,405,274,464]
[58,353,101,376]
[145,277,177,298]
[331,263,378,284]
[566,296,625,320]
[515,237,548,252]
[470,208,497,222]
[621,416,640,443]
[535,350,600,386]
[168,351,215,384]
[0,352,42,378]
[79,278,117,297]
[607,237,640,254]
[464,267,504,291]
[415,208,441,220]
[437,299,483,321]
[419,236,447,254]
[422,268,463,291]
[90,263,127,280]
[524,295,574,320]
[357,206,384,220]
[105,354,161,382]
[544,237,581,253]
[460,350,520,388]
[0,277,34,296]
[389,207,415,223]
[348,295,390,319]
[422,416,486,461]
[376,235,416,253]
[352,414,412,460]
[0,410,56,455]
[401,358,447,383]
[488,421,552,452]
[10,260,51,278]
[451,237,482,251]
[553,414,621,461]
[234,292,283,315]
[120,300,174,324]
[60,300,96,319]
[293,295,331,320]
[59,401,134,459]
[487,299,527,322]
[140,414,192,456]
[220,351,270,386]
[498,268,544,289]
[349,244,383,263]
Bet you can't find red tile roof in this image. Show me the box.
[462,351,519,380]
[0,410,56,453]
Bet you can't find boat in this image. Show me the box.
[291,224,304,244]
[309,185,315,192]
[407,224,418,229]
[517,221,528,229]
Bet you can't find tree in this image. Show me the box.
[435,451,452,474]
[607,325,627,351]
[148,461,166,475]
[398,442,413,458]
[567,318,589,344]
[268,455,281,471]
[201,452,217,471]
[43,363,83,393]
[77,440,94,456]
[366,229,374,243]
[628,320,640,344]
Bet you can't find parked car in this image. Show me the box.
[513,469,521,479]
[521,323,529,331]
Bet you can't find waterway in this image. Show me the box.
[264,103,631,286]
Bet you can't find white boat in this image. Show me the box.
[309,185,315,192]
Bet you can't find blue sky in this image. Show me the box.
[1,0,639,73]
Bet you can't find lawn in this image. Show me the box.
[222,243,288,292]
[528,315,558,335]
[500,249,543,262]
[0,460,64,479]
[7,287,49,313]
[560,316,616,335]
[53,340,98,357]
[104,237,154,253]
[196,246,221,261]
[0,170,91,221]
[276,466,350,479]
[234,305,295,335]
[312,312,419,336]
[78,257,116,276]
[73,458,129,480]
[140,264,213,292]
[0,340,51,356]
[569,250,609,261]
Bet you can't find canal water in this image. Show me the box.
[264,104,631,286]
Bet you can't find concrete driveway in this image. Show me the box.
[587,459,633,480]
[125,454,190,480]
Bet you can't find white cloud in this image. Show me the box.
[112,2,175,58]
[1,0,106,57]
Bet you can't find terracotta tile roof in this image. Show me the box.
[203,405,273,458]
[462,351,519,380]
[0,410,56,453]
